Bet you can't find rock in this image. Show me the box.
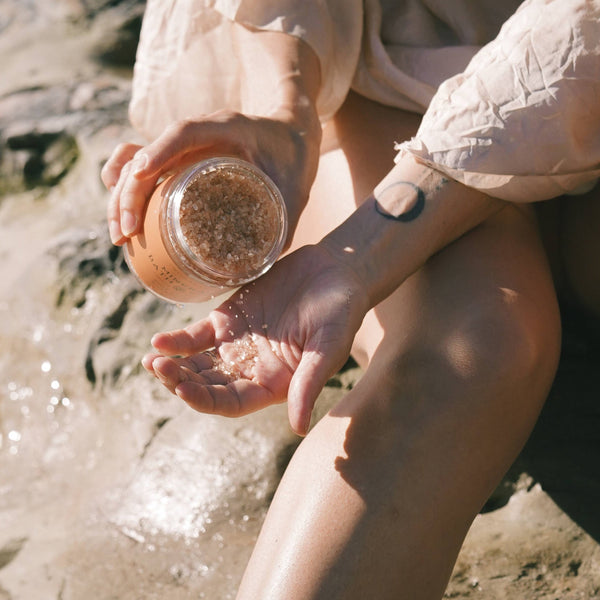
[0,538,26,571]
[92,4,145,68]
[446,484,600,599]
[1,129,79,193]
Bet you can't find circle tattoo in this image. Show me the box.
[374,181,425,222]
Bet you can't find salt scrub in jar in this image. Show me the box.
[124,157,287,303]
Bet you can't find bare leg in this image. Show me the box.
[236,94,561,599]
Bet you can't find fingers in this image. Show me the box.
[100,142,141,190]
[103,142,154,245]
[118,160,158,239]
[143,353,278,417]
[103,113,257,246]
[107,155,158,245]
[103,143,140,244]
[151,319,216,357]
[176,377,280,417]
[144,353,220,389]
[106,160,132,245]
[133,114,252,180]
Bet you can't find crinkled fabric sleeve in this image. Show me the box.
[213,0,363,120]
[130,0,362,140]
[397,0,600,202]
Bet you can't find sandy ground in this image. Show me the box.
[1,2,599,599]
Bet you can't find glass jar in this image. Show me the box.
[124,157,287,304]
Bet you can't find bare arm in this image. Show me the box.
[321,153,504,309]
[145,152,505,434]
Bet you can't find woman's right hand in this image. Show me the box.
[141,241,370,436]
[100,107,322,247]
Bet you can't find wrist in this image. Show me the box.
[318,201,390,310]
[235,27,321,130]
[319,154,502,309]
[272,99,322,152]
[267,35,322,151]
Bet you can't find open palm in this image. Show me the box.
[143,244,369,435]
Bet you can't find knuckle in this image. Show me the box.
[99,162,112,185]
[115,142,131,154]
[119,187,140,211]
[170,118,195,137]
[221,110,248,128]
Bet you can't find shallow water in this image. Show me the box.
[0,84,303,596]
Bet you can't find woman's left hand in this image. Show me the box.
[100,108,322,248]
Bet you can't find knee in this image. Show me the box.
[325,289,562,496]
[378,287,561,407]
[442,289,561,391]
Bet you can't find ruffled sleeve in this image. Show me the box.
[213,0,363,120]
[398,0,600,202]
[130,0,362,140]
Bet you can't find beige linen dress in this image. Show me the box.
[130,0,600,202]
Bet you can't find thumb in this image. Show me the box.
[287,349,335,436]
[151,319,216,357]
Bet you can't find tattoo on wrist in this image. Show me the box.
[373,181,425,222]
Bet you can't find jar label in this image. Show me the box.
[125,179,221,303]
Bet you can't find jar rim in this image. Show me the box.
[164,157,288,286]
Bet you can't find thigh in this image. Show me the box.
[289,91,422,252]
[327,209,560,599]
[356,201,559,370]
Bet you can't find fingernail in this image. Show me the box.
[300,414,311,436]
[121,210,138,236]
[141,355,153,370]
[109,220,122,244]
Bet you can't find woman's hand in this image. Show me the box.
[142,243,369,436]
[100,107,322,247]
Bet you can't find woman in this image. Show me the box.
[101,1,600,597]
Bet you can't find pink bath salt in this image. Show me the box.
[179,169,279,276]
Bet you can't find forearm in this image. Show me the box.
[321,153,505,308]
[233,26,321,134]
